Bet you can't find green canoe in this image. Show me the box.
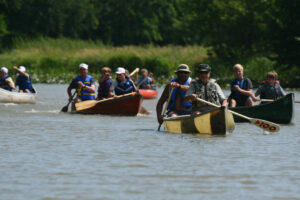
[229,93,294,124]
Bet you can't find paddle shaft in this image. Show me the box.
[158,87,175,131]
[129,68,139,77]
[196,97,280,132]
[61,91,77,112]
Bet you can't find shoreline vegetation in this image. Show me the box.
[0,38,299,88]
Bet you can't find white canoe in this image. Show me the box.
[0,88,37,104]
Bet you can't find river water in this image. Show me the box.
[0,84,299,200]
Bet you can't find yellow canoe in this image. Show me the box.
[163,107,235,135]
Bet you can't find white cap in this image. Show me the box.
[79,63,88,70]
[115,67,126,74]
[19,66,26,72]
[0,67,8,74]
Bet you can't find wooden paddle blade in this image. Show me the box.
[249,118,280,132]
[75,100,96,111]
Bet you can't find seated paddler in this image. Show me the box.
[110,67,137,96]
[184,64,227,115]
[228,64,254,107]
[156,64,192,124]
[67,63,96,103]
[254,70,286,102]
[97,67,113,100]
[136,68,153,89]
[14,66,34,93]
[0,67,16,91]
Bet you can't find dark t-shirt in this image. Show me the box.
[229,77,253,106]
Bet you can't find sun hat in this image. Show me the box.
[19,66,26,72]
[197,64,211,72]
[175,64,191,73]
[0,67,8,74]
[115,67,126,74]
[79,63,88,70]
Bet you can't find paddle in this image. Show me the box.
[61,91,77,112]
[158,87,174,131]
[196,97,280,133]
[129,68,140,77]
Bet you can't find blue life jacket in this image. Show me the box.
[76,75,95,100]
[98,79,112,99]
[115,76,135,95]
[137,77,152,89]
[168,77,192,110]
[0,75,13,91]
[232,78,248,100]
[16,74,33,92]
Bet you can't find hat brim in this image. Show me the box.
[175,70,191,73]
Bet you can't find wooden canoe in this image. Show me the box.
[74,92,143,115]
[0,88,37,104]
[164,107,235,135]
[229,93,294,124]
[139,89,158,99]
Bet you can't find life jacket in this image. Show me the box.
[16,74,33,92]
[0,75,13,91]
[137,77,152,89]
[98,78,112,99]
[167,77,192,110]
[75,75,95,100]
[115,76,135,95]
[232,78,249,100]
[192,79,220,110]
[259,81,283,100]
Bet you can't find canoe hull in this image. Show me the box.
[164,107,235,135]
[230,93,294,124]
[75,92,143,115]
[139,89,158,99]
[0,88,37,104]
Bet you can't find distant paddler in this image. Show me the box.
[97,67,113,100]
[136,68,154,89]
[13,66,34,93]
[110,67,137,96]
[184,64,227,115]
[156,64,192,125]
[67,63,96,103]
[0,67,16,91]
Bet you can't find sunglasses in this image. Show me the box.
[178,71,190,74]
[199,71,209,74]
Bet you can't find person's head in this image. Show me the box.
[101,67,111,78]
[79,63,88,78]
[266,70,278,86]
[196,64,211,84]
[175,64,190,82]
[115,67,126,81]
[125,69,130,77]
[233,64,244,80]
[0,67,8,78]
[141,68,148,78]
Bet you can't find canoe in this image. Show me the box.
[229,93,294,124]
[0,88,37,104]
[164,107,235,135]
[74,92,143,115]
[139,89,158,99]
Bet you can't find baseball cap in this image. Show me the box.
[116,67,126,74]
[197,64,211,72]
[0,67,8,74]
[79,63,88,70]
[19,66,26,72]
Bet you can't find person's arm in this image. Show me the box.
[6,77,16,90]
[13,66,29,78]
[215,83,227,106]
[170,81,189,92]
[278,84,286,96]
[156,84,170,124]
[184,83,197,102]
[234,78,254,97]
[77,78,96,93]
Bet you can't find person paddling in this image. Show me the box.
[184,64,227,115]
[136,68,153,89]
[97,67,113,100]
[67,63,96,103]
[0,67,16,91]
[228,64,254,107]
[110,67,137,96]
[156,64,192,125]
[254,70,286,101]
[14,66,33,93]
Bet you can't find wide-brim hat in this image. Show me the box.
[197,64,211,72]
[175,64,191,73]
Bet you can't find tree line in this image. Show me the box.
[0,0,299,86]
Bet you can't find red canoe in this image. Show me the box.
[74,92,143,115]
[139,89,158,99]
